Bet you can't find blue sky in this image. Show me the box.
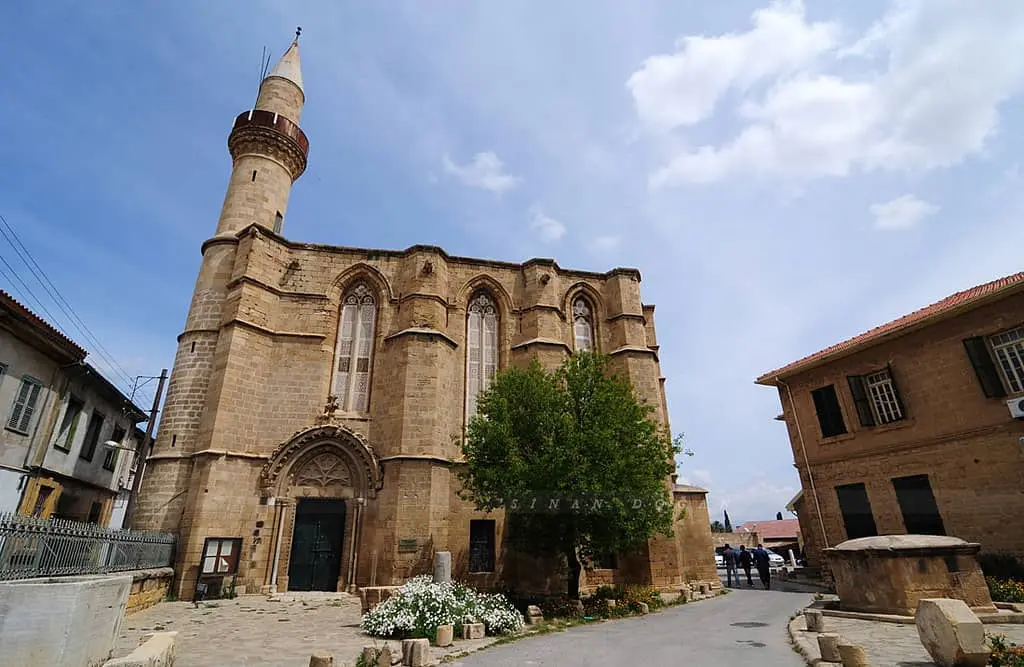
[2,1,1024,524]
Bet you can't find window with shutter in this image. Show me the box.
[466,292,498,421]
[988,327,1024,395]
[7,377,43,434]
[572,297,595,352]
[54,396,85,451]
[963,336,1008,398]
[332,284,377,412]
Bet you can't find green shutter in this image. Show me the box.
[846,375,876,427]
[963,337,1007,398]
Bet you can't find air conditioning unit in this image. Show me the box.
[1007,397,1024,419]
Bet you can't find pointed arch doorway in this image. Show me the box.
[260,425,383,593]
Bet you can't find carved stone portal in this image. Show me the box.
[293,450,353,488]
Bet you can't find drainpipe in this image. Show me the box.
[777,377,830,550]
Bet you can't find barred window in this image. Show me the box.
[990,327,1024,394]
[466,292,498,420]
[333,284,377,412]
[864,369,903,424]
[572,297,595,352]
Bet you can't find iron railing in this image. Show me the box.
[0,512,175,581]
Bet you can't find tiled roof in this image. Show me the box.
[736,519,800,540]
[0,289,87,359]
[756,271,1024,383]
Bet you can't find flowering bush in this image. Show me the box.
[988,577,1024,604]
[361,576,524,640]
[988,634,1024,666]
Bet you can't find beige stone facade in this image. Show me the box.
[756,273,1024,577]
[133,39,715,600]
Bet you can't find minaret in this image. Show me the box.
[133,35,309,533]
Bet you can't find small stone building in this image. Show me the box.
[134,38,716,599]
[756,272,1024,577]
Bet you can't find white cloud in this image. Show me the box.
[588,235,621,253]
[678,467,713,489]
[528,207,567,243]
[627,0,839,131]
[870,194,938,230]
[634,0,1024,187]
[441,151,522,194]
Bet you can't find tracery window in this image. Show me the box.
[466,292,498,420]
[333,284,376,412]
[573,296,595,352]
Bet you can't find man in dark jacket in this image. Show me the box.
[722,544,738,587]
[738,545,754,586]
[753,544,771,589]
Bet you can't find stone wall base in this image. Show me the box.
[126,568,175,615]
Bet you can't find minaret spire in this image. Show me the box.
[265,29,304,97]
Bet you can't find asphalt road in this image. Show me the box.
[449,587,813,666]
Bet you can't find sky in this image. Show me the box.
[2,0,1024,525]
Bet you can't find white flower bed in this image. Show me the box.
[361,575,525,639]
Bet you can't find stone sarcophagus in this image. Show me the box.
[824,535,996,616]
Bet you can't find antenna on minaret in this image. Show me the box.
[255,46,271,109]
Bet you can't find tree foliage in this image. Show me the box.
[458,352,679,598]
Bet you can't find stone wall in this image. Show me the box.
[712,532,759,550]
[770,291,1024,572]
[125,568,174,615]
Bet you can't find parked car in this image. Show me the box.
[715,552,724,568]
[765,549,786,567]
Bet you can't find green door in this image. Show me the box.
[287,499,346,591]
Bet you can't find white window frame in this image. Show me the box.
[465,292,498,421]
[990,327,1024,394]
[572,296,595,352]
[864,369,903,424]
[331,284,377,413]
[7,376,43,434]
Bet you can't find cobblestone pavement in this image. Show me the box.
[791,613,1024,666]
[449,587,814,666]
[112,593,496,666]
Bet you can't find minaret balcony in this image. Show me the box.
[230,109,309,158]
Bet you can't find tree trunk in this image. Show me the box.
[565,545,582,600]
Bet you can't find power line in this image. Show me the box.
[0,213,141,395]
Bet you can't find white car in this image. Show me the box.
[765,549,786,567]
[715,553,724,568]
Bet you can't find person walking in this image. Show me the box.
[722,544,738,587]
[738,545,754,587]
[753,544,771,590]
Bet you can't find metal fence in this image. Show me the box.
[0,512,175,581]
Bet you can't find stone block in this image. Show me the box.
[103,631,177,667]
[526,605,544,625]
[401,638,430,666]
[915,598,991,667]
[805,608,825,632]
[637,602,649,614]
[435,624,453,647]
[698,583,709,595]
[361,646,392,667]
[309,655,333,667]
[838,643,870,666]
[462,622,486,640]
[605,599,616,608]
[818,633,841,662]
[433,551,452,584]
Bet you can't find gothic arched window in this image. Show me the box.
[466,292,498,420]
[573,296,595,352]
[333,284,376,412]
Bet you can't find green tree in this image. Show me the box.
[710,520,726,533]
[458,352,679,600]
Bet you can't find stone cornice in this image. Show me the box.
[229,124,308,181]
[226,274,330,301]
[383,327,458,348]
[510,337,572,353]
[148,449,270,462]
[235,225,643,282]
[606,312,646,323]
[200,235,240,256]
[608,345,659,361]
[226,318,326,340]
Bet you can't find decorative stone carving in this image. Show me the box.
[293,451,352,488]
[260,425,383,498]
